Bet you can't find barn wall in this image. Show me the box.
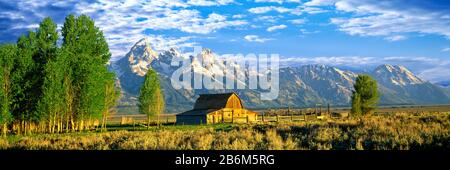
[225,94,243,109]
[206,109,258,124]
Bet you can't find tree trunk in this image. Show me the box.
[70,115,75,132]
[147,116,150,130]
[157,114,160,128]
[65,114,69,133]
[2,123,7,136]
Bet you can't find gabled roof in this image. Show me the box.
[193,92,242,110]
[176,109,219,116]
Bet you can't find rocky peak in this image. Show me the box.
[127,38,159,76]
[373,64,425,86]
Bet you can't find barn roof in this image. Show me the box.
[193,92,243,110]
[176,109,219,116]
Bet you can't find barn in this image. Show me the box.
[176,93,258,125]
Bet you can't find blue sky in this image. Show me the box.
[0,0,450,82]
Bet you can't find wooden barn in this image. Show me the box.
[176,93,258,125]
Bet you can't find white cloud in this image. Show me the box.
[304,0,337,6]
[70,0,247,59]
[442,47,450,52]
[255,15,279,23]
[254,0,301,4]
[418,67,450,83]
[267,24,287,32]
[248,6,291,14]
[232,14,245,19]
[326,0,450,40]
[187,0,235,6]
[248,5,328,15]
[385,35,407,42]
[293,6,328,14]
[255,0,284,3]
[0,0,245,59]
[289,19,306,24]
[244,35,273,42]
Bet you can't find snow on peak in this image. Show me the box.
[376,64,396,73]
[374,64,425,86]
[127,38,159,76]
[168,48,181,57]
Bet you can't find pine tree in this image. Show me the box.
[351,75,379,116]
[0,44,17,136]
[139,68,165,128]
[351,91,362,117]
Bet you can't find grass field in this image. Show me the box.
[109,105,450,124]
[1,109,448,150]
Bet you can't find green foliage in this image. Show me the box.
[351,75,380,116]
[12,32,39,121]
[62,14,112,121]
[0,44,17,126]
[139,69,165,119]
[36,17,59,63]
[351,91,362,116]
[1,14,118,134]
[37,49,70,122]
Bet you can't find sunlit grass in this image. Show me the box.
[0,112,448,150]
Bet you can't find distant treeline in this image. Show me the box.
[0,14,119,135]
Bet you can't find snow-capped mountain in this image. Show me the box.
[372,64,425,86]
[110,38,450,112]
[371,64,450,105]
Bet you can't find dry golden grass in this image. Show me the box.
[0,112,448,150]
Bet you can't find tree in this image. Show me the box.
[0,44,17,136]
[11,32,38,132]
[101,76,119,131]
[37,49,70,133]
[0,14,117,135]
[351,75,379,116]
[61,14,113,131]
[36,17,58,63]
[139,69,165,128]
[9,18,59,134]
[351,92,362,116]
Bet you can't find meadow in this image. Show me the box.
[0,110,448,150]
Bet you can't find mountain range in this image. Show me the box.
[110,38,450,113]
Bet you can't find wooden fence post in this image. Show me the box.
[303,110,307,122]
[327,103,331,118]
[262,112,265,122]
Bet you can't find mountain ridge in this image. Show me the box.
[110,38,450,113]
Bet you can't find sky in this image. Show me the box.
[0,0,449,83]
